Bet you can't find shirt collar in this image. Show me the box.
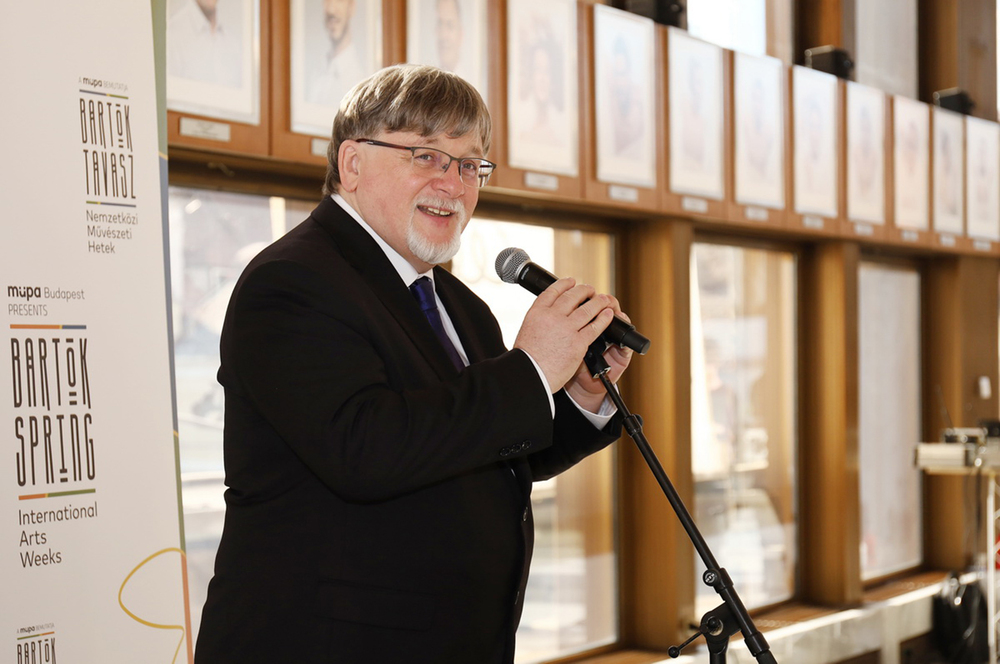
[330,193,433,288]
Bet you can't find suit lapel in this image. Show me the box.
[433,268,493,365]
[311,197,461,380]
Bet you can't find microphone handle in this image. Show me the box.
[517,263,650,355]
[517,262,558,296]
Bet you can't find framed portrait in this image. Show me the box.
[166,0,260,124]
[506,0,579,176]
[792,66,838,218]
[668,28,725,200]
[734,52,784,209]
[290,0,383,138]
[846,82,886,224]
[593,5,656,188]
[892,96,929,230]
[406,0,488,103]
[965,116,1000,241]
[932,107,964,235]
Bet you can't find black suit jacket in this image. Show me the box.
[194,197,621,663]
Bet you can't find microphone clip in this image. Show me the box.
[584,339,612,379]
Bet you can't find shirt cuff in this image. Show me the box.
[565,387,617,430]
[517,349,617,428]
[518,349,556,418]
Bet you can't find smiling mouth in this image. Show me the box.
[418,205,454,218]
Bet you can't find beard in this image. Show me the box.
[406,200,466,266]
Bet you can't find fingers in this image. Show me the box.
[606,342,633,367]
[533,277,577,306]
[571,294,611,330]
[584,307,615,341]
[545,281,598,316]
[537,280,614,329]
[542,280,606,319]
[611,300,629,322]
[516,278,633,390]
[546,283,622,344]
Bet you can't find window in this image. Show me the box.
[855,0,918,98]
[451,218,618,663]
[690,242,797,616]
[685,0,793,64]
[858,261,922,580]
[687,0,766,56]
[169,186,312,640]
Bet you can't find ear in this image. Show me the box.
[338,141,362,193]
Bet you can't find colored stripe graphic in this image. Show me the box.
[79,89,129,99]
[86,200,137,208]
[10,324,87,330]
[19,488,97,500]
[16,631,55,641]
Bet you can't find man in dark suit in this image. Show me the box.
[195,64,632,663]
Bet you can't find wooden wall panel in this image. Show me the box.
[923,255,1000,569]
[618,218,694,649]
[796,0,853,64]
[918,0,997,121]
[800,241,862,606]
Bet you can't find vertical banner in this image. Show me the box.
[1,2,190,663]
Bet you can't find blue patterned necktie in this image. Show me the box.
[409,276,464,371]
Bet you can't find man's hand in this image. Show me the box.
[513,278,616,392]
[563,309,634,413]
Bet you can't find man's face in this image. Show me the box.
[436,0,462,72]
[348,131,482,273]
[324,0,355,44]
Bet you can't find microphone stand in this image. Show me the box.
[584,341,778,664]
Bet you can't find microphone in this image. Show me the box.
[495,247,650,355]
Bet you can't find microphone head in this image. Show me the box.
[495,247,530,284]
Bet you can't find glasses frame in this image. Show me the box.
[356,138,496,188]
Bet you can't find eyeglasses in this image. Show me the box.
[357,139,496,188]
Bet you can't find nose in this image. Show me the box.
[432,158,466,195]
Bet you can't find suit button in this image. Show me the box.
[522,507,528,522]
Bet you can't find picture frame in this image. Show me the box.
[289,0,383,138]
[733,52,785,209]
[932,107,965,236]
[792,66,839,219]
[166,0,261,125]
[668,28,725,200]
[845,82,886,224]
[406,0,489,104]
[965,116,1000,241]
[506,0,579,176]
[891,95,930,231]
[593,4,656,189]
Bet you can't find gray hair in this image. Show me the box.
[323,64,492,195]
